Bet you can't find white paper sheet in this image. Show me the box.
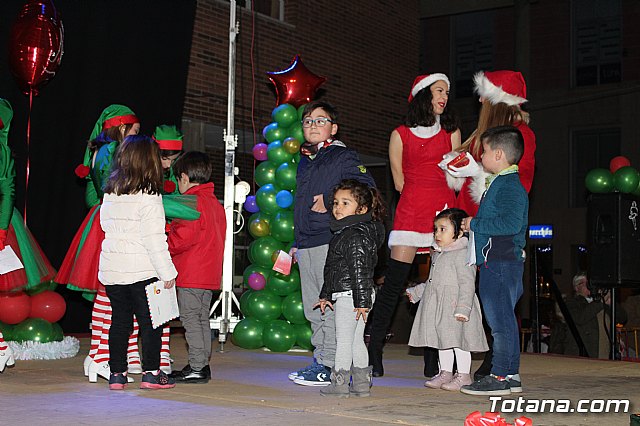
[0,246,24,275]
[145,281,180,329]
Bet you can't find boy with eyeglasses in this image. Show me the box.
[289,101,376,386]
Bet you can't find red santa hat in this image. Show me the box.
[473,70,527,106]
[408,73,450,102]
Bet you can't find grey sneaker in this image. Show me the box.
[460,374,511,396]
[507,373,522,393]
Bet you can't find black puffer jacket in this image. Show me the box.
[320,212,386,309]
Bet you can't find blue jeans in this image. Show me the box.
[479,260,524,377]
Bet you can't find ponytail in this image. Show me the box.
[369,187,387,222]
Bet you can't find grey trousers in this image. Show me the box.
[334,292,371,370]
[177,288,213,370]
[298,245,335,367]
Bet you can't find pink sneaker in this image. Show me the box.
[441,373,472,391]
[424,370,453,389]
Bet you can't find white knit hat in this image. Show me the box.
[409,73,450,102]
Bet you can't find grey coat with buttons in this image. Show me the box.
[407,237,488,352]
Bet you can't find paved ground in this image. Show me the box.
[0,335,638,425]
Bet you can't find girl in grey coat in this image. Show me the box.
[407,208,488,391]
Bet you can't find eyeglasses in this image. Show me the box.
[302,117,333,128]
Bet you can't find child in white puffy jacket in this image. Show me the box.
[99,135,177,391]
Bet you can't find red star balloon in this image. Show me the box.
[266,55,327,107]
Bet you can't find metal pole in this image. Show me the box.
[210,0,240,352]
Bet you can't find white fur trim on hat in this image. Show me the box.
[411,73,450,99]
[388,230,434,248]
[473,71,527,106]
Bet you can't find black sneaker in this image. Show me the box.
[460,374,511,396]
[140,370,176,390]
[109,372,128,390]
[507,373,523,393]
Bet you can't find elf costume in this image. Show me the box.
[0,98,56,293]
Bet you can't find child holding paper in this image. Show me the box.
[98,135,177,391]
[167,151,225,384]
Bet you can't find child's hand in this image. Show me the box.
[164,279,176,289]
[461,216,473,232]
[454,314,468,322]
[355,308,369,322]
[288,247,298,263]
[311,194,327,213]
[314,299,333,313]
[406,289,415,303]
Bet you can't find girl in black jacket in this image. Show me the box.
[315,179,386,397]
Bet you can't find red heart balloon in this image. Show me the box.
[8,0,64,96]
[266,55,326,107]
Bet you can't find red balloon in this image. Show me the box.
[9,0,64,95]
[29,290,66,323]
[266,55,326,107]
[610,156,631,174]
[0,292,31,325]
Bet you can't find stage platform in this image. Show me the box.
[0,335,638,425]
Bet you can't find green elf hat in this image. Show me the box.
[152,125,183,151]
[0,99,13,146]
[75,104,138,178]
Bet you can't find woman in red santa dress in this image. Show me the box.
[367,74,461,376]
[443,70,535,216]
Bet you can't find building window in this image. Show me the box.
[572,0,621,87]
[453,10,494,98]
[231,0,284,21]
[570,128,620,207]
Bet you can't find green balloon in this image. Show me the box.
[50,322,64,342]
[266,268,301,296]
[270,211,295,243]
[297,104,307,122]
[275,162,297,190]
[272,104,298,128]
[238,289,255,317]
[0,321,14,341]
[263,319,296,352]
[282,292,306,324]
[255,160,277,187]
[632,179,640,197]
[293,152,301,164]
[294,323,313,350]
[246,290,283,322]
[232,318,265,349]
[249,218,271,238]
[267,140,293,166]
[256,184,281,215]
[614,166,640,193]
[243,264,272,287]
[264,122,287,143]
[13,318,54,343]
[585,168,614,193]
[290,126,305,144]
[249,236,284,268]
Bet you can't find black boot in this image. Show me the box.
[423,347,439,378]
[368,258,413,377]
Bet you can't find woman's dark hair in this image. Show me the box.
[434,207,468,240]
[172,151,212,184]
[403,85,460,132]
[103,135,163,195]
[332,179,386,222]
[88,123,136,153]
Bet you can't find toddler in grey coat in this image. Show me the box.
[407,208,488,391]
